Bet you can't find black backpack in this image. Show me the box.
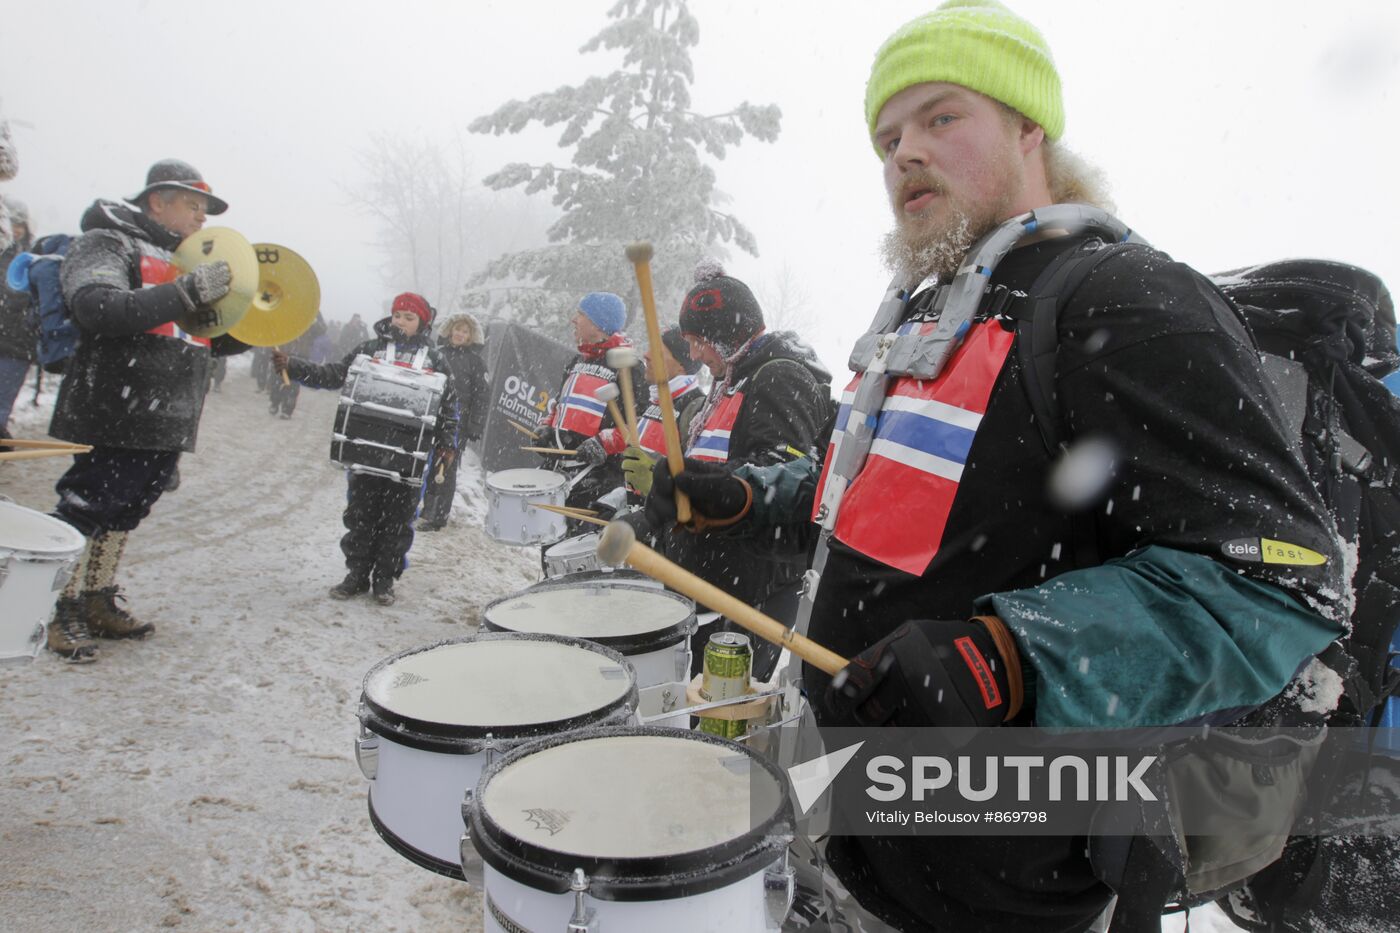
[1012,243,1400,930]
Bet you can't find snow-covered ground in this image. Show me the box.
[0,359,1245,931]
[0,359,538,930]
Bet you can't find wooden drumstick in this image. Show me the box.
[532,503,608,526]
[520,445,577,456]
[604,346,642,446]
[0,439,92,450]
[0,446,94,462]
[596,521,848,675]
[594,384,638,448]
[626,241,691,525]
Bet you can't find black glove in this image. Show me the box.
[645,457,752,531]
[821,617,1020,728]
[576,436,607,466]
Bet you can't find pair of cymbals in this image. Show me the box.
[172,228,320,345]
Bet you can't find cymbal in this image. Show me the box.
[228,244,321,347]
[173,226,257,338]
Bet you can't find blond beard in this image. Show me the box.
[881,192,1014,286]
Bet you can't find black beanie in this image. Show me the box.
[677,259,764,353]
[660,326,700,375]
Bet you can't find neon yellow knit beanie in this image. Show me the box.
[865,0,1064,155]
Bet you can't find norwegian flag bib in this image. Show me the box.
[138,245,210,348]
[812,319,1013,575]
[686,390,745,463]
[546,364,613,436]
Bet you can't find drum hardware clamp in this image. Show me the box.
[458,790,486,887]
[764,852,798,931]
[566,868,599,933]
[354,721,380,781]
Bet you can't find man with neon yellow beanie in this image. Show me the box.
[637,2,1347,930]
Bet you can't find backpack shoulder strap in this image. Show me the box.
[1002,239,1140,455]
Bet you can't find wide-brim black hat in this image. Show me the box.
[126,158,228,215]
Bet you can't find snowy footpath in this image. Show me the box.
[0,361,1240,931]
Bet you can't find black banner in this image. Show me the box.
[479,322,574,473]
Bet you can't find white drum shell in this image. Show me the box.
[370,737,489,869]
[0,504,84,665]
[542,532,601,578]
[486,469,568,546]
[483,862,773,933]
[360,633,639,878]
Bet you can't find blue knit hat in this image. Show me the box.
[578,291,626,335]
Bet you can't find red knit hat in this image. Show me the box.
[391,292,433,325]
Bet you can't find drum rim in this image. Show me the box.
[468,724,796,902]
[359,633,639,754]
[482,579,697,655]
[485,468,568,494]
[543,532,601,557]
[0,502,85,555]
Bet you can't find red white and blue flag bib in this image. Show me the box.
[138,245,210,348]
[637,374,700,456]
[686,389,745,463]
[813,319,1013,575]
[545,365,613,437]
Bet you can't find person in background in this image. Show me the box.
[0,196,37,446]
[538,291,645,518]
[417,310,489,531]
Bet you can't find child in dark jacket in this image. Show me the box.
[273,293,457,605]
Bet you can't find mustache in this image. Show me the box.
[892,169,948,211]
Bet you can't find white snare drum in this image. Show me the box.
[485,469,568,546]
[464,726,796,933]
[483,580,695,688]
[357,633,637,878]
[0,502,84,666]
[331,353,448,486]
[542,532,601,578]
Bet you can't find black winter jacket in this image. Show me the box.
[0,242,38,362]
[434,340,489,443]
[664,330,833,606]
[49,200,248,451]
[288,317,459,446]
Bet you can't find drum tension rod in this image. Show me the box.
[567,868,598,933]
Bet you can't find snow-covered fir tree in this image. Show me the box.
[464,0,781,340]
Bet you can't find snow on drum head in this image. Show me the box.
[482,579,697,687]
[357,633,638,879]
[465,726,796,933]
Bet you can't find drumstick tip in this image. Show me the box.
[625,242,653,263]
[596,520,636,567]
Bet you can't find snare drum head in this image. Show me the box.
[487,468,566,494]
[362,636,634,743]
[0,502,84,556]
[484,582,694,653]
[544,532,600,558]
[472,727,794,899]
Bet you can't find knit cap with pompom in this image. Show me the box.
[677,258,764,354]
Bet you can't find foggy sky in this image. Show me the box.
[3,0,1397,374]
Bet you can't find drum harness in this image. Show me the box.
[783,205,1143,689]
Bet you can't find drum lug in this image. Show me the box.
[0,555,9,588]
[458,789,485,887]
[672,640,691,683]
[354,728,379,781]
[565,868,599,933]
[764,854,796,930]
